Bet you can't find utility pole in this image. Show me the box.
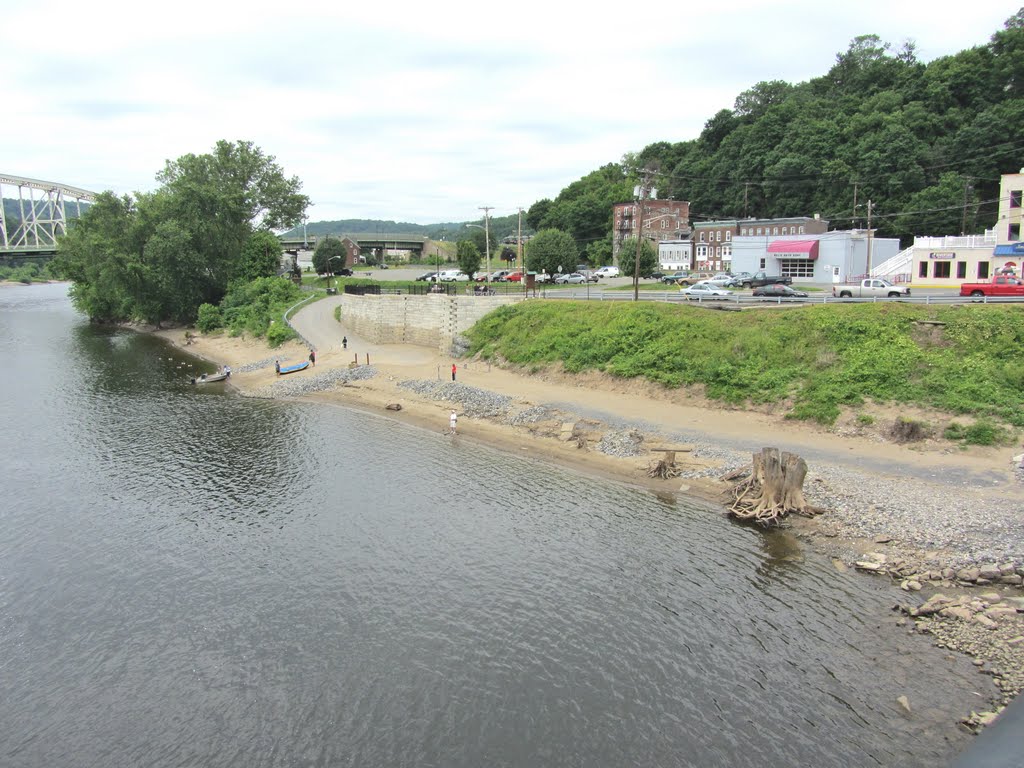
[865,199,874,277]
[479,206,493,283]
[634,170,654,302]
[517,207,524,296]
[743,183,750,219]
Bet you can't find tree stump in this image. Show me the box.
[729,447,824,526]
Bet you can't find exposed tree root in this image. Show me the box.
[728,447,825,526]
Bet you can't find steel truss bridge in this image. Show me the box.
[1,174,97,257]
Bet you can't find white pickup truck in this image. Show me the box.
[832,279,911,298]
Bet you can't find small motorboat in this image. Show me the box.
[277,361,310,375]
[191,370,230,384]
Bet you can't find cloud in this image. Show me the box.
[1,0,1016,223]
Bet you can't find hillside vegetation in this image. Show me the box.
[466,302,1024,434]
[526,11,1024,261]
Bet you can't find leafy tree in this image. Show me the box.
[313,236,348,274]
[525,229,578,276]
[456,239,482,278]
[238,231,283,281]
[618,237,659,279]
[53,140,309,325]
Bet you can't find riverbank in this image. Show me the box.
[157,324,1024,728]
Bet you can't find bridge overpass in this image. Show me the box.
[1,174,97,258]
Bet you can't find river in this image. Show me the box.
[0,283,980,767]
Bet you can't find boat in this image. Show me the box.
[190,371,230,384]
[277,361,310,375]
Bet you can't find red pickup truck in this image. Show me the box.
[959,275,1024,297]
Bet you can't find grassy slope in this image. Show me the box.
[466,301,1024,430]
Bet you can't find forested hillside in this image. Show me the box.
[294,213,524,243]
[527,10,1024,261]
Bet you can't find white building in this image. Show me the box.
[730,231,899,284]
[657,239,691,271]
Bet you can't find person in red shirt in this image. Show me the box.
[451,363,456,382]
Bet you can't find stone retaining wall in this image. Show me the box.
[338,292,521,354]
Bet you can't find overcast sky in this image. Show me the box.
[3,1,1018,225]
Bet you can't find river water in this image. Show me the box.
[0,283,981,767]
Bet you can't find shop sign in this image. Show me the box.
[928,251,955,260]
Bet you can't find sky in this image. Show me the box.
[3,0,1019,226]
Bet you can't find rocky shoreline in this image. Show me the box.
[171,337,1024,732]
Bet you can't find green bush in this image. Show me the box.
[266,321,295,347]
[944,419,1012,446]
[196,303,224,333]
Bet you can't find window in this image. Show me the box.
[919,261,928,278]
[779,259,815,278]
[1011,190,1022,209]
[933,261,951,279]
[773,227,779,235]
[1010,223,1021,241]
[697,245,708,257]
[725,231,731,241]
[723,245,732,256]
[798,226,805,234]
[756,228,763,235]
[978,262,990,279]
[759,258,766,269]
[700,232,705,242]
[741,228,748,236]
[956,262,967,279]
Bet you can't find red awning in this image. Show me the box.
[767,240,819,260]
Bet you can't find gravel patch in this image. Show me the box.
[397,380,513,418]
[596,429,646,457]
[244,365,377,399]
[235,356,281,373]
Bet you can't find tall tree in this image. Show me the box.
[238,231,284,281]
[618,237,659,279]
[525,229,578,276]
[313,236,347,275]
[456,240,482,279]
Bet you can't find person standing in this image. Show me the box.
[309,349,316,366]
[274,359,280,375]
[342,336,348,349]
[451,363,457,382]
[449,410,458,435]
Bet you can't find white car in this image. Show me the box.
[679,282,734,300]
[706,274,735,286]
[438,270,470,282]
[594,266,620,278]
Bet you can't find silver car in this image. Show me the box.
[679,282,734,300]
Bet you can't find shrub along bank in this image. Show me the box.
[466,301,1024,437]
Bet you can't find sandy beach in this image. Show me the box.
[155,297,1024,726]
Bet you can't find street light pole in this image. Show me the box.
[479,206,493,283]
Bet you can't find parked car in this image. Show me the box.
[554,272,598,285]
[490,269,513,281]
[649,271,666,281]
[679,282,734,300]
[415,271,438,282]
[832,278,909,298]
[332,268,354,277]
[958,275,1024,297]
[706,274,735,286]
[438,270,470,282]
[594,266,620,278]
[752,284,809,298]
[660,271,689,285]
[676,272,714,286]
[737,271,792,289]
[505,272,524,282]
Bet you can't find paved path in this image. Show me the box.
[290,295,436,365]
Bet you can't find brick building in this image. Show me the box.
[612,198,690,263]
